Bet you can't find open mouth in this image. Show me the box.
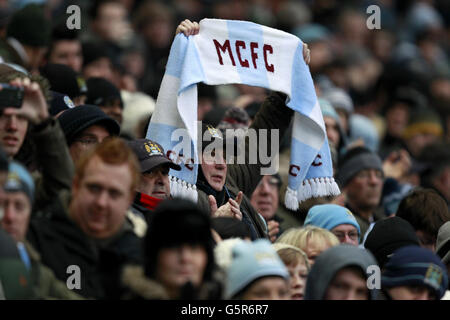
[291,293,304,300]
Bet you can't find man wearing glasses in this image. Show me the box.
[57,104,120,164]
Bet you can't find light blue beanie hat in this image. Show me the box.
[225,239,289,299]
[4,161,35,203]
[304,204,361,236]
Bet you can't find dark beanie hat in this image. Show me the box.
[199,122,224,154]
[211,217,252,240]
[40,63,87,99]
[82,41,110,67]
[57,105,120,145]
[6,4,51,47]
[382,245,448,300]
[49,91,75,116]
[364,216,420,268]
[86,77,123,108]
[144,198,215,281]
[336,146,383,187]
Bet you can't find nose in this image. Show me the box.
[6,115,18,131]
[2,203,15,224]
[95,190,109,208]
[368,171,381,185]
[178,246,194,263]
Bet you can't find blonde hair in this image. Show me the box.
[273,243,310,271]
[276,225,339,253]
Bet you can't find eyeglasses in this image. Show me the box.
[73,137,100,146]
[256,177,280,189]
[332,231,359,242]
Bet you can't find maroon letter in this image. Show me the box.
[235,40,249,68]
[213,39,235,66]
[289,165,300,177]
[263,44,274,72]
[311,154,322,167]
[250,42,259,69]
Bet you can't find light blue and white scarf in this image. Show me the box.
[146,18,340,210]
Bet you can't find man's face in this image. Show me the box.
[83,58,114,83]
[100,100,123,125]
[0,108,29,158]
[201,150,227,192]
[69,124,110,163]
[324,267,369,300]
[70,156,134,239]
[48,40,83,73]
[388,285,435,300]
[1,192,31,242]
[345,169,383,212]
[250,175,279,221]
[156,244,207,293]
[137,164,171,199]
[287,260,308,300]
[241,277,290,300]
[331,224,359,246]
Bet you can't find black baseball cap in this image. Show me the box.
[127,139,181,173]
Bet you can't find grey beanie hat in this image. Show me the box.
[336,146,383,187]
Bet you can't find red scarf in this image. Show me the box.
[138,192,163,211]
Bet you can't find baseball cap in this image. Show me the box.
[126,139,181,173]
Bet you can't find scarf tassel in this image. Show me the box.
[169,175,198,202]
[284,177,341,211]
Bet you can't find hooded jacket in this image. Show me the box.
[304,245,378,300]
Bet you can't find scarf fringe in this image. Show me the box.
[285,187,299,211]
[169,175,198,202]
[285,177,341,210]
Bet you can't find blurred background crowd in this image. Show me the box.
[0,0,448,301]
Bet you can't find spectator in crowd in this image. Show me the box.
[27,138,142,299]
[1,161,82,299]
[46,23,82,73]
[126,138,180,223]
[364,216,420,269]
[81,41,115,83]
[0,227,33,299]
[86,77,124,124]
[436,221,450,281]
[380,246,448,300]
[304,245,378,300]
[276,226,339,266]
[39,63,87,106]
[250,174,283,243]
[0,4,50,73]
[0,64,75,211]
[122,198,222,300]
[418,142,450,209]
[336,146,385,238]
[304,204,361,246]
[396,188,450,251]
[402,108,444,159]
[225,239,290,300]
[273,243,310,300]
[58,105,120,164]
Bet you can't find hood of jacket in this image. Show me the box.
[304,245,378,300]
